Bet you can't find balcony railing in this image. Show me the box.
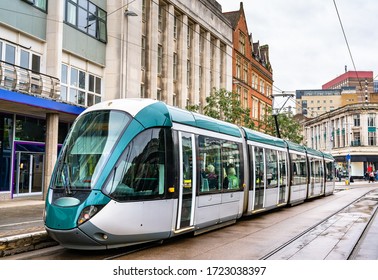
[0,60,60,99]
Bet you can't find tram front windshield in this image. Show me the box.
[54,110,131,190]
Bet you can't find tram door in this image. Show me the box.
[253,147,265,211]
[176,132,196,230]
[15,152,44,195]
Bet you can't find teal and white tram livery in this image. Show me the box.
[44,98,335,250]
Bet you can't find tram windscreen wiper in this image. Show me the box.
[63,163,72,195]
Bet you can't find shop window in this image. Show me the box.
[15,116,46,142]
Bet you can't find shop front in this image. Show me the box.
[0,89,85,200]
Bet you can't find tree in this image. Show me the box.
[263,108,303,144]
[202,88,255,129]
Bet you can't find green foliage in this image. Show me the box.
[263,108,303,144]
[186,88,302,143]
[203,88,255,129]
[185,104,200,112]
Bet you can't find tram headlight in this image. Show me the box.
[77,205,103,225]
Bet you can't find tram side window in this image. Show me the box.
[222,141,242,190]
[266,149,278,189]
[291,153,307,185]
[103,128,166,201]
[311,159,323,184]
[325,161,334,182]
[254,146,264,189]
[199,136,222,192]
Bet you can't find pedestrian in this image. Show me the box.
[337,169,342,182]
[369,171,375,183]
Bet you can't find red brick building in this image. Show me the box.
[223,2,273,128]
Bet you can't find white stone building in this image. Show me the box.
[0,0,233,199]
[303,103,378,179]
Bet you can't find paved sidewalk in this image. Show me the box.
[0,196,57,257]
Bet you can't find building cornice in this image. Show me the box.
[304,102,378,126]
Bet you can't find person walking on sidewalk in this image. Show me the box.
[369,171,375,183]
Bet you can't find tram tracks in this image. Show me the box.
[103,240,164,260]
[260,189,378,260]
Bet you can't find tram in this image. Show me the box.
[44,98,335,250]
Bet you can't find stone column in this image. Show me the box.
[191,24,200,107]
[201,31,211,107]
[163,4,174,105]
[43,113,59,200]
[46,0,63,79]
[177,14,188,109]
[212,38,221,89]
[146,1,159,99]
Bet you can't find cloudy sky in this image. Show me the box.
[216,0,378,109]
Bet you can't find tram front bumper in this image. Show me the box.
[45,227,106,250]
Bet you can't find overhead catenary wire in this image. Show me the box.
[332,0,363,92]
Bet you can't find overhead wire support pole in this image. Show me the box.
[272,91,295,138]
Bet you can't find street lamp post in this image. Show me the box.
[123,4,138,98]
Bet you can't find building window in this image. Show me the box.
[368,113,376,127]
[141,36,146,69]
[140,84,145,98]
[368,132,376,146]
[260,79,265,95]
[352,132,360,146]
[61,64,102,106]
[15,115,46,142]
[239,31,246,55]
[173,53,178,81]
[19,49,41,72]
[252,98,258,119]
[260,102,265,120]
[252,74,257,89]
[65,0,107,43]
[22,0,47,12]
[236,56,241,79]
[173,16,178,39]
[243,89,248,109]
[158,6,163,31]
[187,24,191,48]
[199,66,202,90]
[5,44,15,64]
[157,45,163,75]
[243,61,248,83]
[157,89,161,100]
[142,0,146,21]
[353,114,360,126]
[187,60,191,87]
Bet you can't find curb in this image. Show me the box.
[0,231,58,257]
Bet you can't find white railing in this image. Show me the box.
[0,60,60,99]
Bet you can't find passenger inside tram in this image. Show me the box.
[224,166,239,189]
[206,164,218,189]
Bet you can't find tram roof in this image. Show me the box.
[167,106,242,137]
[323,152,335,161]
[83,99,242,137]
[305,146,324,158]
[285,140,306,153]
[242,127,287,148]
